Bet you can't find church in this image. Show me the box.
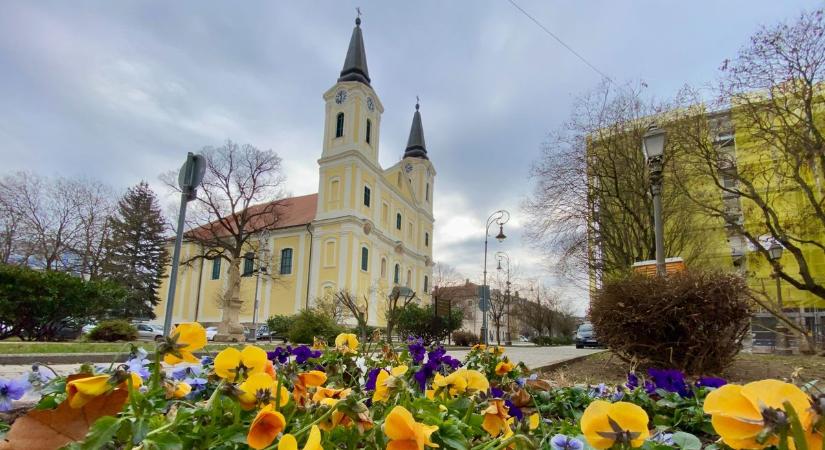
[155,17,436,327]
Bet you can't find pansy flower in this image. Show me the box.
[0,377,30,412]
[335,333,359,353]
[66,371,141,409]
[695,376,727,389]
[162,322,207,364]
[372,366,408,403]
[580,400,650,449]
[293,370,327,406]
[550,434,584,450]
[292,345,322,364]
[239,372,290,410]
[495,360,514,376]
[214,346,268,381]
[365,367,381,391]
[247,404,287,449]
[278,425,322,450]
[482,399,511,436]
[384,405,439,450]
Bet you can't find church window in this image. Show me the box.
[425,232,429,247]
[424,276,429,292]
[211,258,221,280]
[380,258,387,278]
[426,183,429,202]
[280,248,293,275]
[361,247,369,271]
[242,253,254,276]
[394,264,400,284]
[408,222,413,239]
[335,113,344,138]
[396,172,401,186]
[406,270,412,287]
[363,186,371,207]
[396,213,402,230]
[366,119,372,144]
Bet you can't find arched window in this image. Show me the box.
[335,112,344,138]
[406,270,412,287]
[396,213,402,230]
[280,248,293,275]
[361,247,369,271]
[393,264,400,284]
[380,258,387,278]
[425,232,429,247]
[242,253,254,276]
[424,275,429,292]
[425,183,430,202]
[211,258,221,280]
[366,119,372,144]
[363,185,371,207]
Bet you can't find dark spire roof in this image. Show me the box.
[338,17,371,86]
[404,100,428,159]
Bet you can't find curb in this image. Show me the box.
[0,351,208,365]
[530,350,607,373]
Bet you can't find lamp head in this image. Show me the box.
[768,241,784,261]
[496,260,503,271]
[495,224,506,242]
[642,125,666,160]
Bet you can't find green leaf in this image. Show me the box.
[670,431,701,450]
[143,432,183,450]
[80,416,122,450]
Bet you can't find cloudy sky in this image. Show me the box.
[0,1,815,313]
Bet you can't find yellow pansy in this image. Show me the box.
[278,425,323,450]
[471,344,487,351]
[432,372,468,397]
[312,386,351,403]
[163,322,207,364]
[214,345,268,381]
[173,381,192,398]
[318,397,346,431]
[529,413,540,430]
[293,370,328,406]
[384,405,439,450]
[372,365,408,403]
[312,337,327,350]
[247,404,287,450]
[335,333,359,353]
[488,346,505,356]
[461,369,490,393]
[66,374,112,409]
[482,399,510,437]
[581,400,650,449]
[239,372,290,410]
[495,360,514,376]
[703,379,812,449]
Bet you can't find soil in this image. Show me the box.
[541,351,825,386]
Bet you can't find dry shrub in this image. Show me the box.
[590,271,751,375]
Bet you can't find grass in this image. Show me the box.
[0,340,257,355]
[541,351,825,386]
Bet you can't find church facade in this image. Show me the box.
[155,18,435,327]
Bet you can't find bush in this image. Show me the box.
[88,320,138,341]
[530,336,573,346]
[288,309,343,344]
[396,303,463,345]
[266,314,293,338]
[452,331,478,347]
[0,264,126,341]
[590,271,751,374]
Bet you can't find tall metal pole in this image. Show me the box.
[251,262,262,343]
[482,237,489,345]
[163,193,189,337]
[649,157,666,277]
[482,210,509,346]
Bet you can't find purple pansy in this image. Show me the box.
[268,346,293,364]
[408,341,426,364]
[696,376,727,389]
[647,368,689,396]
[505,399,523,420]
[626,372,639,389]
[490,387,504,398]
[365,367,382,391]
[550,434,584,450]
[292,345,321,364]
[0,378,30,412]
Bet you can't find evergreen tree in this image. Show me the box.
[103,181,169,319]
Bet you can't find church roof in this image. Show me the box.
[338,17,371,86]
[403,102,428,159]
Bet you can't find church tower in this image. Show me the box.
[401,101,436,216]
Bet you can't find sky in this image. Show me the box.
[0,1,817,314]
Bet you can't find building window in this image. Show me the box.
[324,240,336,267]
[408,222,413,239]
[363,186,371,207]
[394,264,400,284]
[335,112,344,138]
[381,258,387,278]
[211,258,221,280]
[361,247,369,271]
[396,213,402,230]
[242,253,254,276]
[329,178,340,207]
[280,248,293,275]
[424,276,429,292]
[425,232,429,247]
[366,119,372,144]
[406,270,411,287]
[382,202,389,224]
[426,183,429,202]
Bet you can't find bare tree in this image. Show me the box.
[334,289,369,343]
[524,81,711,288]
[70,179,116,279]
[162,141,286,340]
[383,286,417,344]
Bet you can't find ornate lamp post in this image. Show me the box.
[769,242,793,355]
[482,210,509,345]
[642,125,667,277]
[496,251,512,345]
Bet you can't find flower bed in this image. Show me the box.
[0,323,821,449]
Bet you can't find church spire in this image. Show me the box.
[404,99,428,159]
[338,16,371,86]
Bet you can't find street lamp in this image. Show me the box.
[496,251,512,345]
[251,244,271,342]
[482,210,509,345]
[768,241,792,354]
[642,125,667,277]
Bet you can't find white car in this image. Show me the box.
[206,326,218,341]
[134,323,165,341]
[82,322,97,334]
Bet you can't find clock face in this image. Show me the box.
[335,90,347,104]
[404,163,413,174]
[366,97,375,111]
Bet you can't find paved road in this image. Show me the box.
[0,345,602,379]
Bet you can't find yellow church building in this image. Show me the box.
[156,17,435,327]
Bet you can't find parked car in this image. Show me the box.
[81,322,97,335]
[134,323,164,341]
[206,326,218,341]
[575,322,600,349]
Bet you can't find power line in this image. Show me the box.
[505,0,613,83]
